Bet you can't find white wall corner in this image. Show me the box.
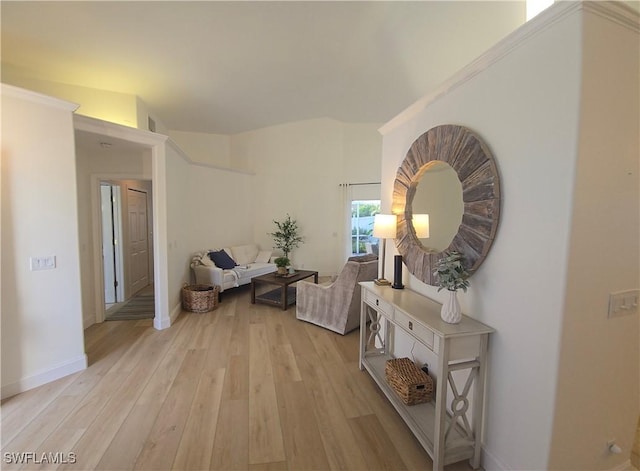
[83,312,95,330]
[584,1,640,33]
[169,301,182,326]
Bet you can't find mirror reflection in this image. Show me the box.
[410,161,463,252]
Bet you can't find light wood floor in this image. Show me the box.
[3,287,481,470]
[632,416,640,469]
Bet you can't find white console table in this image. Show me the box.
[358,281,494,470]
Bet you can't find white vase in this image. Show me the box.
[441,290,462,324]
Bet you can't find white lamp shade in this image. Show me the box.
[413,214,430,238]
[373,214,397,239]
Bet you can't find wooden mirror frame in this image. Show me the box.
[392,124,501,286]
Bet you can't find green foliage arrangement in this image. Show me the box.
[433,251,470,292]
[269,214,303,259]
[273,256,290,268]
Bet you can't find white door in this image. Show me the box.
[128,188,149,295]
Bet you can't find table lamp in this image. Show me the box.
[373,214,397,286]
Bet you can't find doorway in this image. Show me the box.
[98,179,154,321]
[75,116,169,330]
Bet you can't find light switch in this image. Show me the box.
[30,255,56,271]
[608,289,639,318]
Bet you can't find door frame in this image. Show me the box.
[100,182,125,304]
[76,114,171,330]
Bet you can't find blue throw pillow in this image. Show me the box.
[209,250,237,269]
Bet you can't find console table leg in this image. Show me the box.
[471,334,489,469]
[433,341,450,471]
[359,300,366,370]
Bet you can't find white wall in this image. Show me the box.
[168,130,232,168]
[185,163,254,251]
[165,144,192,316]
[1,85,87,398]
[232,118,382,276]
[136,96,169,135]
[342,122,384,183]
[380,4,588,469]
[164,141,255,314]
[549,8,639,469]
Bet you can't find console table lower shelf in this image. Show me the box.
[362,354,475,466]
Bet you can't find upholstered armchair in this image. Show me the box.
[296,255,378,335]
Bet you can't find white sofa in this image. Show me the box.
[191,244,276,295]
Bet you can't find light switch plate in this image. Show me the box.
[30,255,56,271]
[608,289,639,318]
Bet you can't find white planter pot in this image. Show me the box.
[441,290,462,324]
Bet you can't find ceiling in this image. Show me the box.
[1,1,525,135]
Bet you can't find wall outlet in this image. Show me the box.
[608,289,639,318]
[30,255,56,271]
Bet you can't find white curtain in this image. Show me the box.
[340,183,353,262]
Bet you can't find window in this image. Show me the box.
[351,200,380,255]
[526,0,553,20]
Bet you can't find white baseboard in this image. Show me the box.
[482,444,510,470]
[481,447,636,471]
[1,354,88,400]
[83,312,95,329]
[153,302,180,330]
[170,301,182,324]
[610,459,634,471]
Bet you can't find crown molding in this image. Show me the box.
[165,138,255,175]
[584,1,640,32]
[379,1,639,136]
[1,82,79,112]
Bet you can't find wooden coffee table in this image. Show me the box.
[251,269,319,310]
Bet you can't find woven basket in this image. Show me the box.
[385,357,433,405]
[182,284,219,313]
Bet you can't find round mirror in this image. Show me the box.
[392,124,500,286]
[410,161,463,252]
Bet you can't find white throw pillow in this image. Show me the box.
[255,250,272,263]
[200,252,215,267]
[231,245,259,265]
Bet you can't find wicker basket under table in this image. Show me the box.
[385,357,433,405]
[182,284,219,313]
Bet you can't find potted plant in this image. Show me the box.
[433,251,469,324]
[269,214,303,262]
[274,256,290,275]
